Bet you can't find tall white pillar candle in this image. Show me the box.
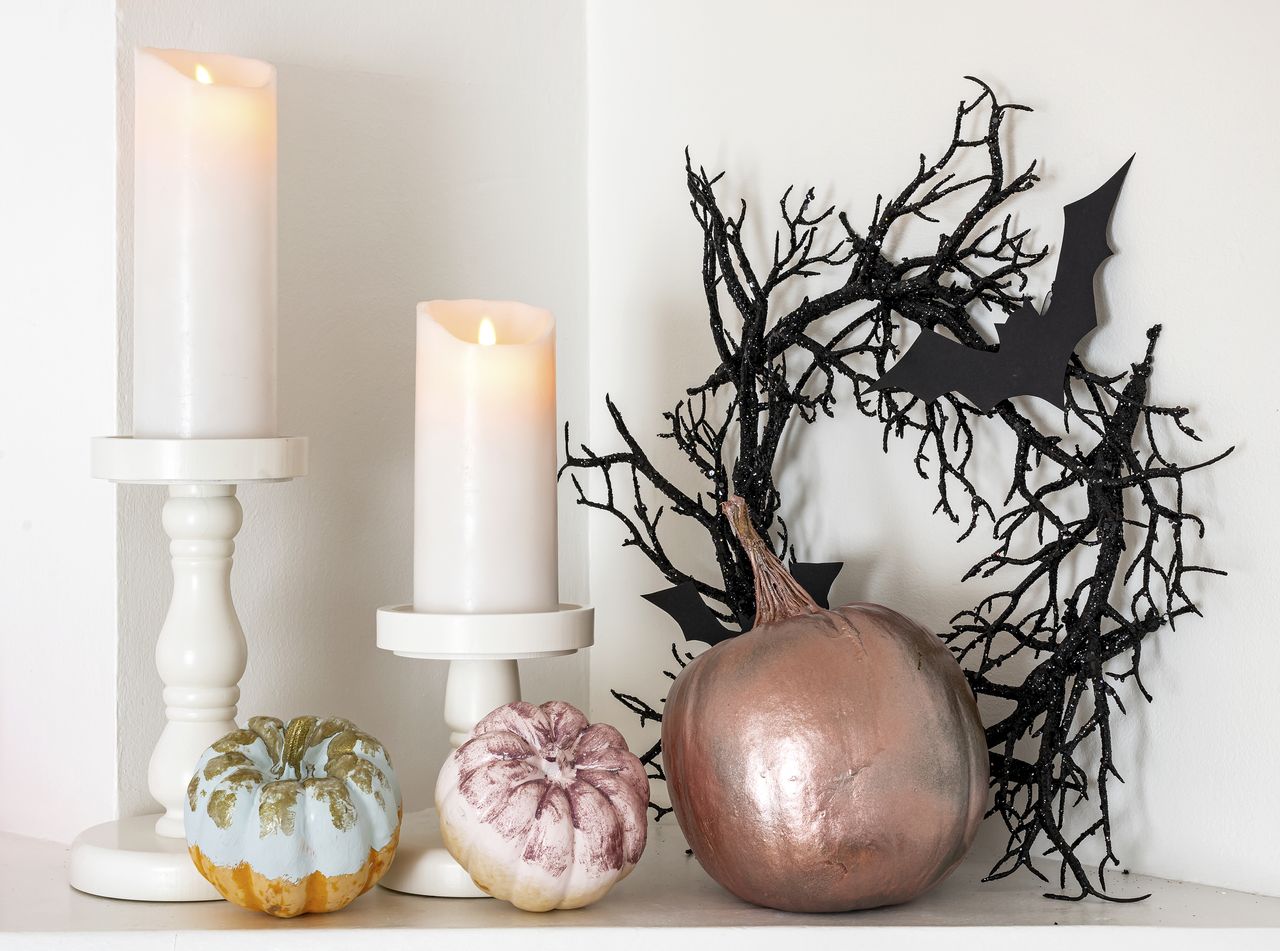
[132,49,277,438]
[414,300,558,614]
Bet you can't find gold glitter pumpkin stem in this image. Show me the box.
[282,716,319,779]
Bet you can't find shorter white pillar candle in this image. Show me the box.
[132,48,278,438]
[414,300,558,615]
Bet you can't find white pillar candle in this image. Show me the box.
[132,49,278,438]
[414,300,559,614]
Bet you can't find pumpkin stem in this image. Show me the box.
[282,715,319,779]
[722,495,820,625]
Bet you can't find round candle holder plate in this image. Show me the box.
[91,435,308,483]
[375,603,593,660]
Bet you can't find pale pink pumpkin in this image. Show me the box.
[436,700,649,911]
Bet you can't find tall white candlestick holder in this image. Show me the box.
[68,436,307,902]
[374,603,593,897]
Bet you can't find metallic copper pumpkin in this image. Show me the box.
[661,498,988,913]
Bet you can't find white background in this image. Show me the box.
[3,0,1278,899]
[0,0,119,844]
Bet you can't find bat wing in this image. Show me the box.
[644,561,845,646]
[789,560,843,608]
[642,581,737,646]
[871,157,1133,411]
[873,327,1009,412]
[993,156,1134,407]
[1055,155,1134,309]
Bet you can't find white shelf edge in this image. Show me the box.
[3,824,1279,951]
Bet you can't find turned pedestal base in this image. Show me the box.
[69,816,217,902]
[69,437,306,902]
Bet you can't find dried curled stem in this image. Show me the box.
[722,496,819,625]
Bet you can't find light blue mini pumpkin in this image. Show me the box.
[184,715,401,916]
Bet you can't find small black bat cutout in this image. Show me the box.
[643,561,843,647]
[871,157,1133,411]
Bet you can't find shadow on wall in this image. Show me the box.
[247,64,433,802]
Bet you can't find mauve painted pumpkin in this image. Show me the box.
[437,700,649,911]
[662,498,988,912]
[185,716,401,917]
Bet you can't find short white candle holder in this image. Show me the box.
[68,436,307,902]
[374,602,593,897]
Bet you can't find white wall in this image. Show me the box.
[113,0,588,818]
[0,0,119,843]
[586,0,1280,897]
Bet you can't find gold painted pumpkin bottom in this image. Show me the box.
[189,826,400,917]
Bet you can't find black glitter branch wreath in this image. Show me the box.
[559,78,1230,899]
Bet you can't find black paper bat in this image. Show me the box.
[871,157,1133,412]
[643,561,843,647]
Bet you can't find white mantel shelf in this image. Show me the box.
[3,824,1278,950]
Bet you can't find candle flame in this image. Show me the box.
[194,64,213,85]
[478,317,497,346]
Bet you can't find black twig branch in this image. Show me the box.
[561,79,1228,899]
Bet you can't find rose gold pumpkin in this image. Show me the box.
[661,500,988,912]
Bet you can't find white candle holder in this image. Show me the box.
[374,603,593,897]
[68,436,307,902]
